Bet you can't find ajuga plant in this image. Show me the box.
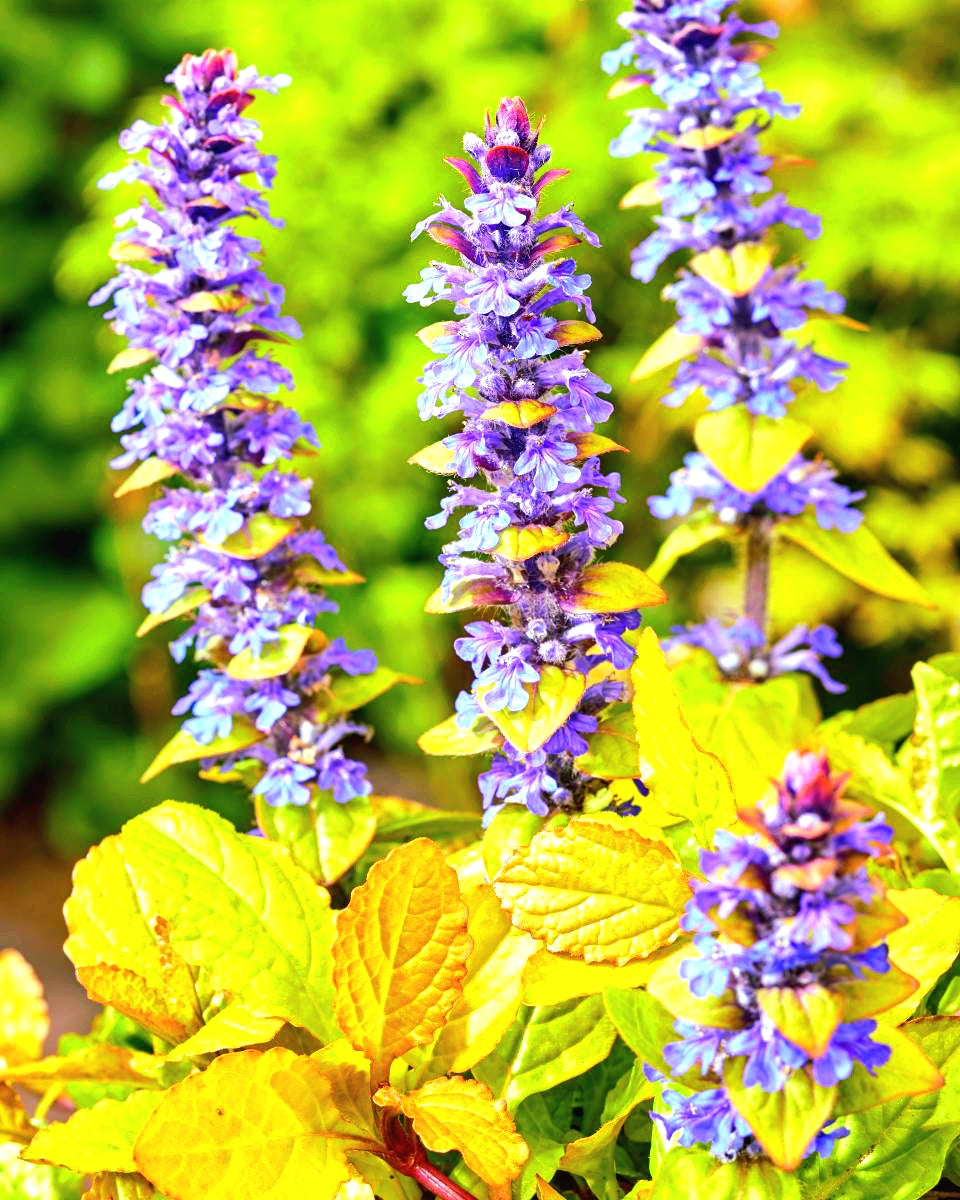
[89,50,414,858]
[406,96,668,821]
[604,0,933,692]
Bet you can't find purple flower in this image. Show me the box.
[94,51,380,808]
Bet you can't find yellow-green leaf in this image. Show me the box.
[23,1091,162,1175]
[416,321,456,349]
[164,1004,285,1063]
[631,628,736,844]
[408,439,456,475]
[477,666,586,754]
[480,400,557,428]
[561,562,667,614]
[493,817,689,964]
[332,838,472,1080]
[0,1083,31,1144]
[494,524,570,562]
[777,513,935,608]
[209,513,298,560]
[0,950,48,1066]
[107,347,157,374]
[417,714,501,757]
[0,1044,162,1091]
[723,1060,836,1171]
[830,960,918,1023]
[835,1024,943,1116]
[523,946,675,1006]
[316,666,419,719]
[646,511,730,584]
[225,623,311,681]
[178,290,246,313]
[629,325,705,382]
[74,963,202,1045]
[575,705,639,780]
[694,408,813,494]
[425,577,512,614]
[139,719,264,783]
[689,243,775,295]
[404,885,538,1083]
[134,1047,378,1200]
[113,458,178,498]
[136,588,210,637]
[755,985,843,1058]
[647,948,747,1030]
[258,792,376,886]
[374,1076,527,1196]
[883,888,960,1024]
[292,559,365,587]
[620,179,660,208]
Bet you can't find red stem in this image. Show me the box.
[410,1158,480,1200]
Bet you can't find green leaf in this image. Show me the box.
[0,1144,84,1200]
[723,1060,837,1171]
[646,511,729,584]
[493,817,690,965]
[515,1094,575,1200]
[255,791,376,885]
[224,623,311,681]
[133,1047,379,1200]
[560,562,667,614]
[316,665,419,719]
[836,1024,943,1116]
[65,802,339,1043]
[473,996,617,1111]
[23,1091,162,1175]
[559,1062,653,1200]
[652,1147,801,1200]
[797,1016,960,1200]
[693,408,812,493]
[139,719,264,783]
[631,629,736,844]
[903,660,960,867]
[208,513,298,560]
[477,667,586,755]
[604,986,680,1077]
[368,795,482,844]
[777,513,934,608]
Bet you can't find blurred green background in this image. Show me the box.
[2,0,959,854]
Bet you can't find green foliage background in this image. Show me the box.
[2,0,958,851]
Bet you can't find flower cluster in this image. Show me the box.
[606,0,866,689]
[407,97,663,819]
[93,51,378,810]
[653,751,898,1163]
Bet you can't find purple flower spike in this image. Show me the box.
[409,97,662,820]
[94,51,380,806]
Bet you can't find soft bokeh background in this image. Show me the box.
[2,0,959,882]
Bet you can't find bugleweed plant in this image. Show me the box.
[3,16,960,1200]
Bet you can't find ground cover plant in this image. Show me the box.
[2,4,960,1200]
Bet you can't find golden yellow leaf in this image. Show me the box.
[0,950,48,1066]
[492,818,690,964]
[493,525,570,563]
[374,1076,527,1194]
[476,666,585,754]
[134,1047,378,1200]
[113,458,178,498]
[332,839,472,1081]
[136,588,210,638]
[560,562,667,614]
[75,963,201,1045]
[0,1082,32,1144]
[404,885,538,1083]
[479,400,557,428]
[408,440,456,475]
[552,320,602,346]
[569,432,627,460]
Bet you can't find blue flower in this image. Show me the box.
[253,757,315,808]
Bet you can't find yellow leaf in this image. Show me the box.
[553,320,602,347]
[476,666,586,754]
[404,885,538,1082]
[0,1083,31,1144]
[493,818,690,964]
[689,243,775,296]
[416,321,456,349]
[292,560,365,587]
[107,347,157,374]
[1,1044,162,1091]
[693,408,813,494]
[536,1178,568,1200]
[724,1060,836,1172]
[374,1076,527,1194]
[883,889,960,1024]
[674,126,738,150]
[630,325,704,382]
[836,1024,944,1116]
[417,714,501,757]
[113,459,178,498]
[479,400,557,428]
[23,1091,162,1175]
[178,290,246,313]
[569,432,627,460]
[647,947,747,1029]
[164,1003,285,1063]
[631,628,736,843]
[561,562,667,614]
[493,524,570,563]
[332,839,472,1081]
[755,984,843,1058]
[136,588,210,637]
[75,964,201,1045]
[408,440,456,475]
[0,950,48,1066]
[425,577,511,614]
[208,513,299,560]
[139,719,264,783]
[620,179,660,208]
[520,945,676,1006]
[225,623,311,681]
[134,1047,378,1200]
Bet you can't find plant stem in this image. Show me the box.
[743,515,773,635]
[411,1159,480,1200]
